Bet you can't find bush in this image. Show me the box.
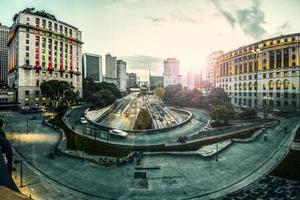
[239,108,257,120]
[134,108,152,130]
[211,120,224,127]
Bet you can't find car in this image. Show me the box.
[109,129,128,137]
[159,116,164,121]
[80,118,88,124]
[170,119,176,123]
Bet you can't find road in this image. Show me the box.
[2,110,299,200]
[67,105,208,146]
[95,94,188,130]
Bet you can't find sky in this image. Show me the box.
[1,0,300,81]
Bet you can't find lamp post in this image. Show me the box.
[26,116,29,134]
[252,48,262,110]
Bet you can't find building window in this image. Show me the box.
[292,82,296,90]
[243,82,247,90]
[276,93,280,97]
[276,80,281,90]
[248,82,253,90]
[42,19,46,27]
[269,73,273,78]
[268,80,274,90]
[292,93,296,98]
[25,90,29,97]
[276,72,281,77]
[26,46,29,51]
[35,91,40,97]
[277,101,281,108]
[26,33,29,38]
[36,80,40,87]
[284,79,289,90]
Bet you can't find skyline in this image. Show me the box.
[1,0,300,80]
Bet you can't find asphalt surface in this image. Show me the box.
[67,105,208,146]
[2,110,299,200]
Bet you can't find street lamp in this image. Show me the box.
[251,48,262,110]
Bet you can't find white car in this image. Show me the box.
[170,119,176,123]
[80,117,88,124]
[109,129,128,137]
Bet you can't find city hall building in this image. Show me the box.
[7,8,83,107]
[214,33,300,112]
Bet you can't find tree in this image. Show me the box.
[134,108,152,130]
[210,106,235,125]
[207,87,231,107]
[239,108,257,120]
[153,87,165,99]
[82,77,122,109]
[40,80,76,108]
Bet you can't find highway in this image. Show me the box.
[66,105,209,146]
[95,93,187,131]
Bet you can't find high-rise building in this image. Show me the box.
[163,58,179,87]
[126,73,137,89]
[187,71,195,90]
[214,33,300,112]
[7,8,83,107]
[205,51,223,87]
[82,53,102,82]
[149,75,164,89]
[105,53,117,78]
[0,23,9,84]
[194,73,202,89]
[116,59,126,92]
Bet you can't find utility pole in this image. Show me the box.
[20,160,23,187]
[216,137,219,162]
[26,117,28,134]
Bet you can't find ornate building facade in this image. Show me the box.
[7,8,83,107]
[214,33,300,112]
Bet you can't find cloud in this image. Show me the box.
[211,0,235,27]
[170,10,198,23]
[121,55,163,72]
[211,0,266,39]
[276,21,291,35]
[236,0,266,39]
[145,16,165,24]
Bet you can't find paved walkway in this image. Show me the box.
[1,111,299,200]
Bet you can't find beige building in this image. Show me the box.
[213,33,300,112]
[7,8,83,107]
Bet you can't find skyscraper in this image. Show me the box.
[126,73,137,89]
[7,8,83,107]
[187,71,195,90]
[0,23,9,84]
[116,59,126,92]
[194,73,202,89]
[163,58,179,87]
[105,53,117,78]
[82,53,102,82]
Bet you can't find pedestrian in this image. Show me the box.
[285,126,288,134]
[264,133,267,142]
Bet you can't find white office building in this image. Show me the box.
[163,58,180,87]
[7,8,83,107]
